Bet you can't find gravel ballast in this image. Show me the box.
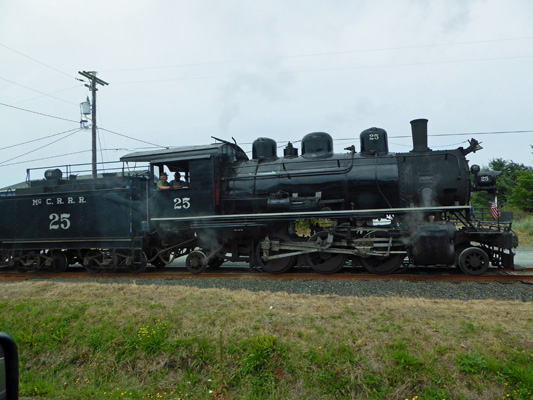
[39,275,533,302]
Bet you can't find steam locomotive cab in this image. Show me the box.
[121,142,249,220]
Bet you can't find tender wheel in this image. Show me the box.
[9,258,26,272]
[255,234,296,274]
[15,253,42,271]
[360,254,404,275]
[305,232,347,274]
[49,252,69,273]
[458,247,489,276]
[186,251,207,274]
[83,250,103,273]
[127,252,147,273]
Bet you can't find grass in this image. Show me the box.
[0,280,532,400]
[514,215,533,246]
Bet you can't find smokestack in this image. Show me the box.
[410,118,430,152]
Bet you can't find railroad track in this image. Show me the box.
[1,266,532,283]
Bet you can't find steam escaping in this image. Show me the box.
[196,229,224,260]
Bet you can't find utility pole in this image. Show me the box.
[78,71,109,179]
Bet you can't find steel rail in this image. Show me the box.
[1,269,531,282]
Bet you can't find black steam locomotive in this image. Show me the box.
[0,119,517,275]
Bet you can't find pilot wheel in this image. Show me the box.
[186,251,208,274]
[458,247,489,276]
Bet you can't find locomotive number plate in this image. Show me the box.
[173,197,191,210]
[49,213,71,230]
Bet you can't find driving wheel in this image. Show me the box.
[360,254,403,275]
[305,232,347,274]
[255,234,296,274]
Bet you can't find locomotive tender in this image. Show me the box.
[0,119,517,275]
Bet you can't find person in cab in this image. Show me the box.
[157,172,170,190]
[170,172,187,189]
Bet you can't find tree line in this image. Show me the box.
[471,154,533,213]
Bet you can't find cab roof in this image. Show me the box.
[121,143,248,164]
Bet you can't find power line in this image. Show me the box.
[98,127,167,148]
[0,102,167,149]
[0,42,76,79]
[103,36,533,73]
[390,129,533,139]
[12,85,84,105]
[0,149,93,167]
[0,129,82,165]
[0,129,529,168]
[0,102,79,123]
[112,54,533,85]
[0,147,156,168]
[0,75,79,105]
[330,130,533,142]
[0,128,82,151]
[240,130,533,147]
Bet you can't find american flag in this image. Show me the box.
[491,196,501,219]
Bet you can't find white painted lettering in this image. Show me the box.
[46,198,53,205]
[78,197,86,204]
[57,198,64,205]
[32,199,42,206]
[68,197,75,204]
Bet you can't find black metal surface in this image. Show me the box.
[0,332,18,400]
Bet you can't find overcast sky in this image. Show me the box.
[1,0,532,188]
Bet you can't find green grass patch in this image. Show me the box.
[0,281,532,399]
